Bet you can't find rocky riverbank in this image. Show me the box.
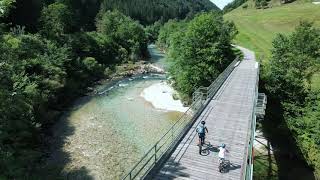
[86,61,165,96]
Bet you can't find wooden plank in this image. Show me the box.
[151,51,258,180]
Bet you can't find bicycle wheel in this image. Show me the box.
[218,163,223,173]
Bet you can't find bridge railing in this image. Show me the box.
[122,94,204,180]
[192,57,239,103]
[243,62,260,180]
[122,57,239,180]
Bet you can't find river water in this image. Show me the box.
[49,45,184,179]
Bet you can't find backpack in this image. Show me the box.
[197,125,205,134]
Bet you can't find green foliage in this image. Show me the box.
[223,0,248,13]
[0,0,16,17]
[67,32,121,64]
[162,12,237,99]
[82,57,103,77]
[145,21,162,43]
[0,33,71,178]
[287,94,320,176]
[100,0,220,25]
[0,0,222,178]
[40,2,73,39]
[266,22,320,105]
[58,0,101,31]
[242,4,249,9]
[157,19,187,50]
[96,10,148,61]
[255,0,270,8]
[224,1,320,59]
[4,0,44,32]
[266,22,320,176]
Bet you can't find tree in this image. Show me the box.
[59,0,102,31]
[167,12,237,100]
[266,21,320,105]
[157,19,187,50]
[39,2,73,39]
[223,0,247,13]
[4,0,44,32]
[0,33,71,178]
[0,0,16,17]
[266,21,320,177]
[100,0,220,25]
[96,10,148,61]
[145,21,162,43]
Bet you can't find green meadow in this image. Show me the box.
[224,1,320,60]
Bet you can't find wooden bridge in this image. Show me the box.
[122,47,265,180]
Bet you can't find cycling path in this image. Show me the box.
[152,46,259,180]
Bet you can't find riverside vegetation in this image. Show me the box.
[0,0,220,178]
[156,12,239,102]
[225,0,320,178]
[3,0,319,179]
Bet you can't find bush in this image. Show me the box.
[40,2,73,39]
[167,12,237,98]
[82,57,103,77]
[96,10,148,61]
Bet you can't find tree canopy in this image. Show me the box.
[0,1,148,178]
[266,22,320,176]
[100,0,220,25]
[158,12,237,100]
[0,0,225,178]
[223,0,248,13]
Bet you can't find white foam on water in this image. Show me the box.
[140,82,188,112]
[119,83,129,87]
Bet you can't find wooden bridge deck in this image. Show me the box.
[152,48,258,180]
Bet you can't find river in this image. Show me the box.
[48,45,186,179]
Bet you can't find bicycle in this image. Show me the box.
[218,158,231,173]
[198,134,205,154]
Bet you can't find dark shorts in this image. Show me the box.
[198,133,205,138]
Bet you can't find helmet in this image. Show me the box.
[201,121,205,125]
[221,143,226,148]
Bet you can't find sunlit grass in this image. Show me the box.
[253,150,278,180]
[224,1,320,60]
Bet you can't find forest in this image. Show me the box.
[2,0,320,178]
[101,0,220,25]
[0,4,147,179]
[265,22,320,176]
[0,0,220,178]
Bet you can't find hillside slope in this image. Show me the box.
[224,0,320,59]
[225,1,320,179]
[101,0,220,25]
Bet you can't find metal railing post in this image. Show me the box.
[171,127,174,140]
[154,144,157,164]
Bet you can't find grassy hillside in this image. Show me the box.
[225,2,320,179]
[224,1,320,60]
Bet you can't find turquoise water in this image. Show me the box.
[50,46,182,179]
[148,44,169,70]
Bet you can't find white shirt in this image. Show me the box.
[218,147,227,158]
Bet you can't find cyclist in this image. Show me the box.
[218,143,229,163]
[196,121,208,145]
